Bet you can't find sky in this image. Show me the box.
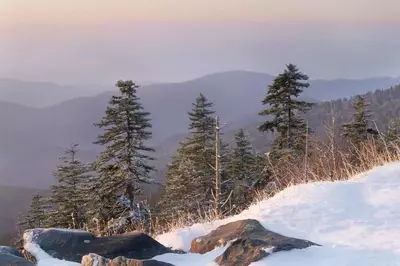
[0,0,399,84]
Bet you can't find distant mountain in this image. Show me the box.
[0,78,110,108]
[0,71,399,246]
[0,71,398,190]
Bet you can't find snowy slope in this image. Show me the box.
[25,162,400,265]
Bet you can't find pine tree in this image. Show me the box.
[23,194,50,228]
[50,143,92,228]
[184,93,216,202]
[342,95,377,165]
[258,64,314,162]
[93,80,156,223]
[226,129,256,210]
[383,119,400,153]
[160,94,218,217]
[342,95,376,148]
[160,147,201,216]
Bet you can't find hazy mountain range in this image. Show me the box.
[0,71,399,190]
[0,70,399,244]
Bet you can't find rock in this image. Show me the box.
[81,253,175,266]
[0,246,24,258]
[0,246,35,266]
[190,219,319,266]
[24,228,173,263]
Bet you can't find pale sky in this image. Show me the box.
[1,0,399,26]
[0,0,399,84]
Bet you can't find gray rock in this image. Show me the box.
[0,246,35,266]
[24,228,174,263]
[0,246,23,258]
[190,219,319,266]
[81,253,175,266]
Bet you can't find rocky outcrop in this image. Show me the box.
[81,253,175,266]
[0,246,35,266]
[24,229,174,263]
[190,219,319,266]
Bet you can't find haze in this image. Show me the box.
[0,0,399,84]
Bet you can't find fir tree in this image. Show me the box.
[342,95,377,165]
[93,80,156,223]
[342,95,376,147]
[258,64,314,162]
[23,194,50,228]
[160,94,219,217]
[383,119,400,153]
[50,143,92,228]
[226,129,256,209]
[184,93,216,202]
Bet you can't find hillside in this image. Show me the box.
[153,83,400,170]
[0,71,397,189]
[24,162,400,265]
[0,78,109,108]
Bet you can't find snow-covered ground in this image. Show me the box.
[25,162,400,266]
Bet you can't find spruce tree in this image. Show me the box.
[342,95,376,148]
[160,94,218,217]
[93,80,156,223]
[228,129,255,181]
[50,144,92,228]
[383,119,400,153]
[258,64,314,162]
[23,194,50,228]
[184,93,216,202]
[342,95,377,165]
[226,129,256,209]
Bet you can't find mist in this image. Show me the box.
[1,21,399,85]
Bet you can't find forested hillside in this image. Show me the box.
[11,64,399,247]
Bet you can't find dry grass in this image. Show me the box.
[19,137,400,244]
[147,138,400,238]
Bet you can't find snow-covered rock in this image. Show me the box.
[0,246,34,266]
[190,219,318,266]
[22,162,400,265]
[23,229,174,264]
[81,253,175,266]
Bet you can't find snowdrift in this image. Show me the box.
[25,162,400,265]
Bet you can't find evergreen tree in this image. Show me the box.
[160,94,219,217]
[50,143,92,228]
[342,95,377,165]
[258,64,314,162]
[383,119,400,153]
[93,80,156,223]
[342,95,376,148]
[226,129,256,209]
[228,129,255,181]
[184,93,216,202]
[23,194,50,228]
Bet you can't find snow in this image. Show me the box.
[24,162,400,265]
[23,229,80,266]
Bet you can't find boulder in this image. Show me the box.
[81,253,175,266]
[0,246,35,266]
[190,219,319,266]
[24,228,174,263]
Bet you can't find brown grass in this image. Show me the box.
[18,136,400,244]
[146,138,400,238]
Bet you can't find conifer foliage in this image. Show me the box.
[342,95,376,148]
[383,119,400,150]
[23,194,49,229]
[161,94,219,217]
[93,80,156,222]
[258,64,314,162]
[50,143,92,228]
[226,128,257,209]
